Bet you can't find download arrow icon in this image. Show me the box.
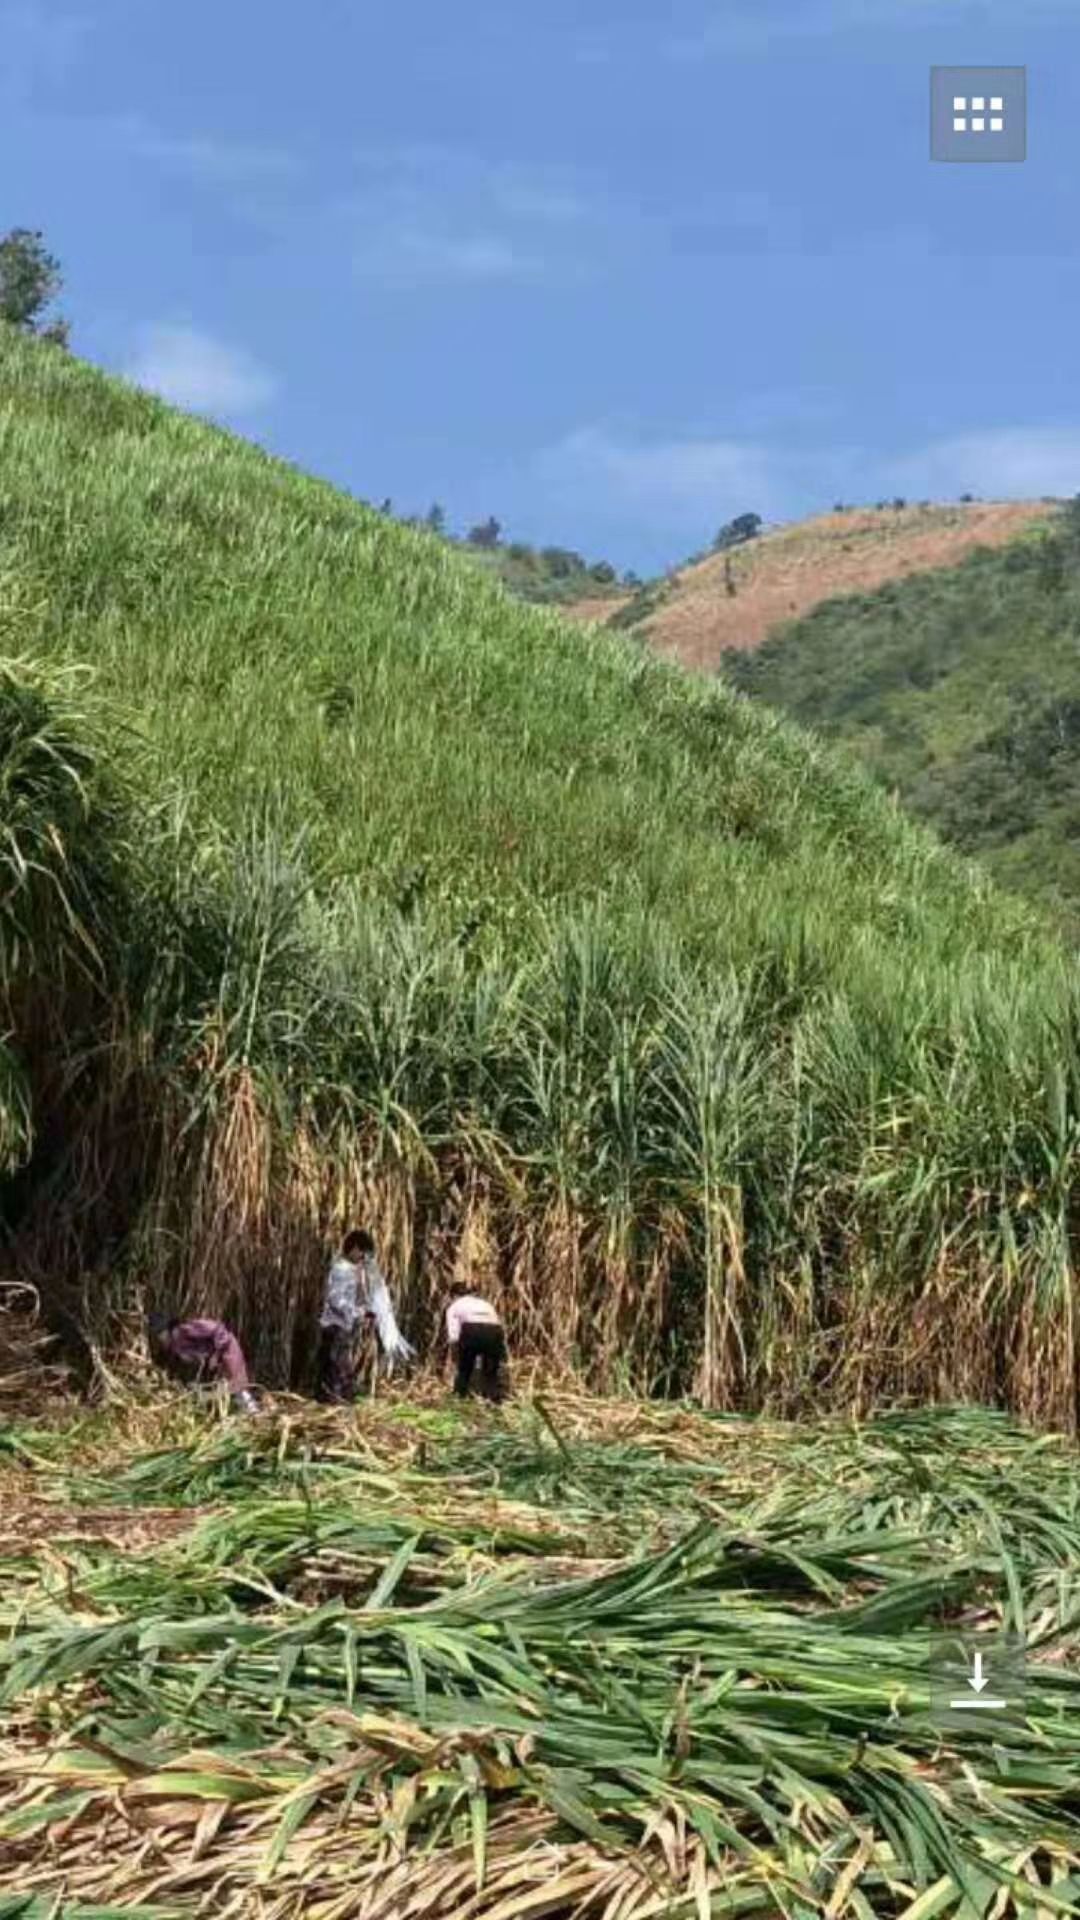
[949,1646,1006,1711]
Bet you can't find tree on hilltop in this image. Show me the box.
[466,516,501,549]
[538,546,585,578]
[713,512,761,552]
[0,228,70,346]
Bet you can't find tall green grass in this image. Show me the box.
[3,327,1080,1416]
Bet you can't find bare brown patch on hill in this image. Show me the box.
[567,593,629,625]
[566,501,1056,671]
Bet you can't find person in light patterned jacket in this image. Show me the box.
[317,1228,414,1402]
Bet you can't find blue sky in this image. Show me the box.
[3,0,1078,572]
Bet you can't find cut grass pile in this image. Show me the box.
[3,1396,1080,1915]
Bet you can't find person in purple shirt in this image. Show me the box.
[147,1312,258,1414]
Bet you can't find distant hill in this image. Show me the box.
[565,501,1058,668]
[719,501,1080,937]
[10,326,1080,1422]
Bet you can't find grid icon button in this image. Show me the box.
[931,66,1026,162]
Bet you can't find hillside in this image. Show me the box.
[365,510,629,609]
[463,537,627,607]
[568,500,1056,669]
[4,328,1080,1422]
[720,506,1080,939]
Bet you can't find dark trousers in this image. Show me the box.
[455,1323,507,1402]
[317,1325,356,1403]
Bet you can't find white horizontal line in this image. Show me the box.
[948,1698,1009,1710]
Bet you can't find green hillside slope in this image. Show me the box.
[720,509,1080,936]
[463,537,626,606]
[4,328,1080,1421]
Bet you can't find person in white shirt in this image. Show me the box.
[445,1281,508,1401]
[317,1229,414,1402]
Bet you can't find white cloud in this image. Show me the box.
[124,326,277,417]
[726,387,840,433]
[359,229,538,286]
[533,426,851,531]
[571,33,618,66]
[74,115,301,240]
[124,125,298,189]
[669,0,1073,56]
[887,429,1080,502]
[530,420,1080,551]
[345,148,604,286]
[490,181,588,224]
[667,1,878,56]
[541,428,775,514]
[664,186,806,255]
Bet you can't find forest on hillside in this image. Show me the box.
[720,501,1080,938]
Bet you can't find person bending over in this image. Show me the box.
[445,1281,508,1402]
[318,1227,414,1403]
[147,1312,258,1415]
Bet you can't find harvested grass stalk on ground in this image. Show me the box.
[3,1398,1080,1915]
